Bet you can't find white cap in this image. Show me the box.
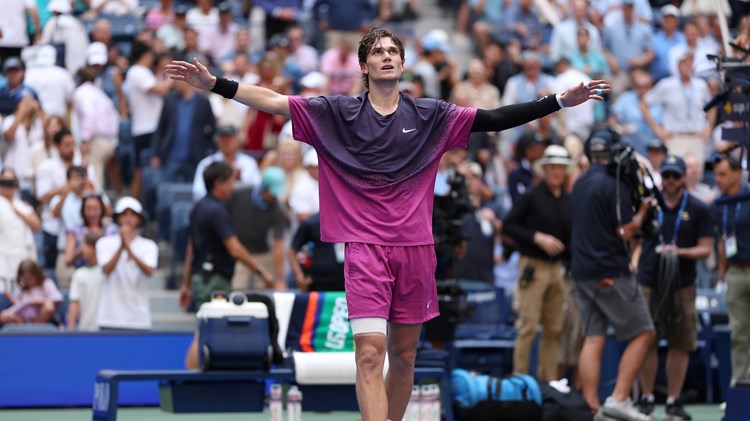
[87,42,108,66]
[35,45,57,67]
[48,0,73,14]
[661,4,681,18]
[302,149,318,167]
[300,71,326,90]
[114,196,144,220]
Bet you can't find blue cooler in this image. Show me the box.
[198,292,273,370]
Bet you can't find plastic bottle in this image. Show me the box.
[286,385,302,421]
[405,385,421,421]
[429,384,442,421]
[420,384,433,421]
[269,383,283,421]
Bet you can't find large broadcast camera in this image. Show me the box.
[588,129,662,237]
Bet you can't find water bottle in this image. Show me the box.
[286,385,302,421]
[405,385,421,421]
[429,384,442,421]
[420,384,433,421]
[269,383,283,421]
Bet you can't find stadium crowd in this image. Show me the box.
[0,0,749,418]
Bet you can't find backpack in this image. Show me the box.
[540,383,593,421]
[452,369,542,421]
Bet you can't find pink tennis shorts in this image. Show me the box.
[344,242,440,324]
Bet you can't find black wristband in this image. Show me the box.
[210,77,239,99]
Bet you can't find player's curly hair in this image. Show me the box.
[357,27,405,91]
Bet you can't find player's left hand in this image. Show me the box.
[560,80,610,107]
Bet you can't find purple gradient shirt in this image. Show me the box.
[289,93,476,246]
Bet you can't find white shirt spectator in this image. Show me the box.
[73,81,119,142]
[667,43,717,79]
[549,19,602,62]
[39,13,90,73]
[552,66,593,140]
[199,22,240,65]
[24,56,76,118]
[645,75,712,134]
[0,196,37,281]
[89,0,138,15]
[36,156,96,235]
[125,64,163,136]
[291,44,320,73]
[186,7,219,32]
[96,234,158,330]
[68,265,103,331]
[0,0,36,48]
[288,172,319,219]
[2,115,44,190]
[50,192,83,250]
[192,151,261,201]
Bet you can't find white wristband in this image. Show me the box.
[555,93,564,108]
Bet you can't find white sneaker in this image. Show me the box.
[601,396,653,421]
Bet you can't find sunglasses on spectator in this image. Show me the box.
[661,171,683,180]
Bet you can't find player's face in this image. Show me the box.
[362,37,403,86]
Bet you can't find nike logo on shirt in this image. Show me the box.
[402,128,416,133]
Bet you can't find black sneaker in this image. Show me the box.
[665,400,692,421]
[637,395,655,416]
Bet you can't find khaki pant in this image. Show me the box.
[231,252,274,291]
[88,137,117,190]
[667,134,705,178]
[726,266,750,385]
[55,253,75,289]
[513,255,565,381]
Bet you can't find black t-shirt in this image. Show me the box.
[226,186,286,254]
[713,185,750,264]
[456,215,496,283]
[571,165,634,281]
[638,193,713,288]
[291,214,345,291]
[189,194,236,279]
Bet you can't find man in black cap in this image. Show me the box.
[637,154,712,420]
[507,130,547,203]
[646,138,668,188]
[571,129,655,420]
[0,57,38,116]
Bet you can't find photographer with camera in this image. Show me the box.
[636,154,712,420]
[571,129,656,421]
[503,145,573,381]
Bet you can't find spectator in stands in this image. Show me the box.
[0,57,38,117]
[469,0,507,53]
[450,59,500,110]
[40,0,89,73]
[289,212,345,291]
[36,128,80,272]
[186,0,219,34]
[482,39,521,97]
[66,232,103,331]
[502,51,554,106]
[411,35,444,100]
[220,28,256,64]
[227,166,288,291]
[97,196,158,331]
[193,125,261,201]
[552,58,594,140]
[287,25,319,74]
[0,259,62,325]
[86,0,138,16]
[320,38,363,96]
[549,0,602,63]
[314,0,375,51]
[63,193,116,269]
[592,0,653,27]
[650,5,684,82]
[0,0,40,62]
[88,42,128,120]
[500,0,543,51]
[641,52,715,174]
[199,2,240,66]
[503,145,573,381]
[637,154,712,420]
[241,55,288,154]
[157,5,188,53]
[178,27,210,66]
[288,149,319,224]
[684,153,717,205]
[0,169,40,282]
[256,0,303,41]
[3,96,44,201]
[28,115,65,183]
[507,131,547,204]
[269,139,305,204]
[73,66,119,191]
[145,0,175,30]
[609,68,660,156]
[182,162,278,368]
[667,20,717,80]
[645,139,667,189]
[24,44,75,119]
[568,26,611,83]
[602,0,653,97]
[151,80,216,183]
[91,18,112,46]
[125,41,173,199]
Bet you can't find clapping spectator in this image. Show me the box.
[97,197,158,331]
[0,259,62,325]
[3,96,44,200]
[0,170,40,281]
[63,194,116,269]
[66,233,103,331]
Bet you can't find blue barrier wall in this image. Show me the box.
[0,332,193,407]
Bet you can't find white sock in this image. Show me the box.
[666,396,677,405]
[642,394,655,402]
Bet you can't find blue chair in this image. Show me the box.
[156,183,194,241]
[166,201,193,289]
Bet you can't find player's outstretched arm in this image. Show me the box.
[471,79,610,133]
[165,58,291,118]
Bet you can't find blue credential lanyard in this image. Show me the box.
[723,201,742,239]
[657,191,689,245]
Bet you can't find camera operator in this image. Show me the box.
[570,129,655,421]
[713,153,750,387]
[503,145,573,381]
[636,154,712,420]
